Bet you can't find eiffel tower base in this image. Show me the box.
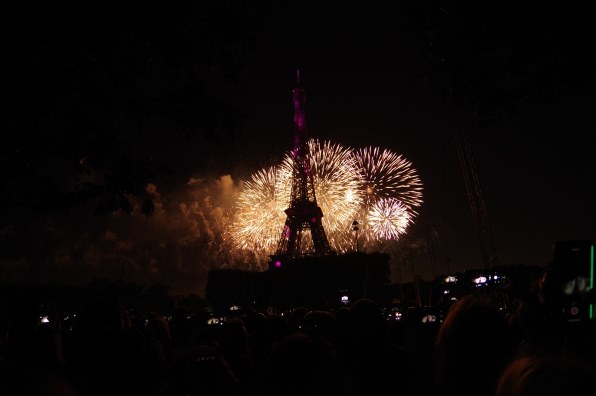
[206,252,390,312]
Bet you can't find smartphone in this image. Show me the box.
[553,240,594,322]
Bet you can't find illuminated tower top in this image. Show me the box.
[292,69,307,152]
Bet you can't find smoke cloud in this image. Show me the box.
[0,174,253,297]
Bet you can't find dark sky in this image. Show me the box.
[2,1,595,295]
[230,2,596,274]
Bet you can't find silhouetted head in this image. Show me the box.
[435,294,517,396]
[262,331,344,395]
[220,317,249,353]
[496,355,596,396]
[6,297,40,335]
[302,310,335,341]
[349,298,385,341]
[289,306,309,330]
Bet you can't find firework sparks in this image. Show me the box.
[226,139,423,258]
[225,166,290,254]
[280,139,363,252]
[367,198,411,240]
[351,146,423,212]
[349,146,422,249]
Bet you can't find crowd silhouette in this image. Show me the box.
[1,267,595,396]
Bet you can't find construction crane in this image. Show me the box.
[454,120,499,270]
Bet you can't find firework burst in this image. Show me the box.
[225,166,290,254]
[351,146,423,212]
[279,139,364,252]
[226,139,423,258]
[367,198,411,240]
[350,146,423,248]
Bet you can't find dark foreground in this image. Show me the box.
[1,267,595,396]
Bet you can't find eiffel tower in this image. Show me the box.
[270,71,335,268]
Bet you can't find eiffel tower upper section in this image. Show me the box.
[271,71,335,262]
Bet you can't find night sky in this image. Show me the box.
[3,1,595,296]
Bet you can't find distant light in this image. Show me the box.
[207,317,224,326]
[229,305,240,311]
[473,276,487,285]
[40,316,49,323]
[444,276,457,283]
[341,295,349,304]
[421,314,437,323]
[275,261,282,268]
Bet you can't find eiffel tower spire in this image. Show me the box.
[271,70,334,266]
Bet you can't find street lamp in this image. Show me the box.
[352,220,360,253]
